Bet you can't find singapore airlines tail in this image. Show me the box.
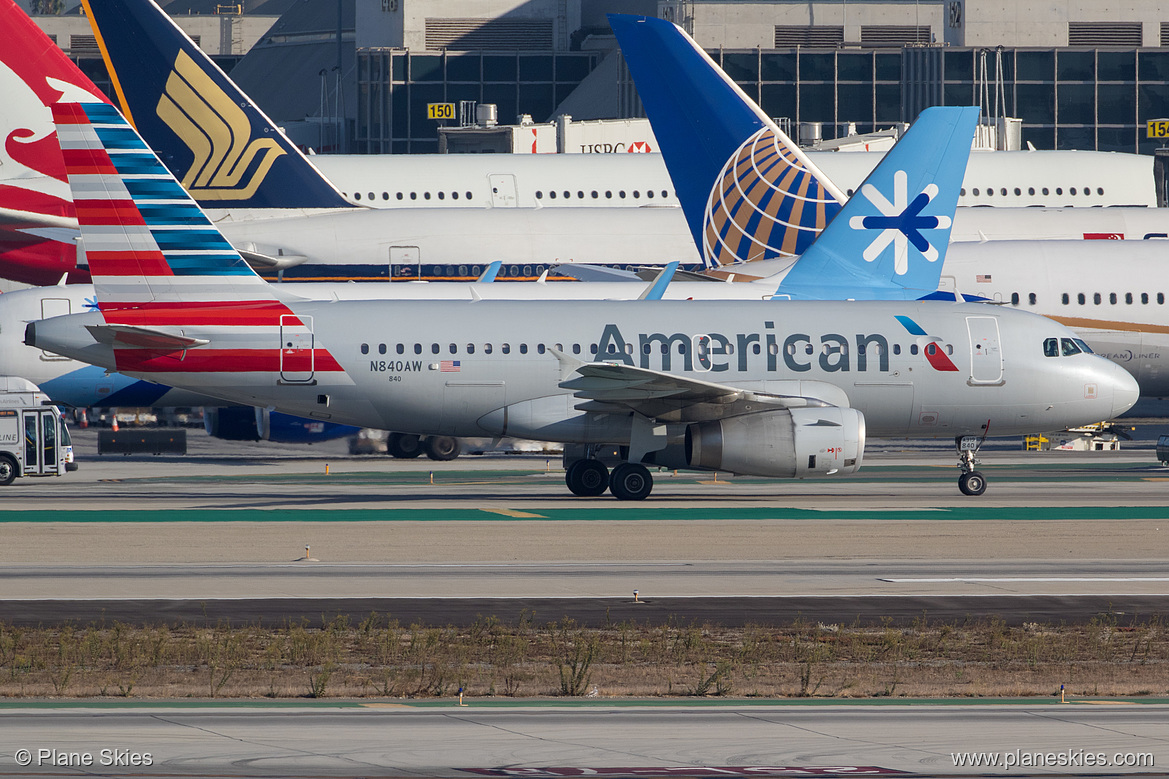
[79,0,351,210]
[52,99,344,381]
[610,13,977,301]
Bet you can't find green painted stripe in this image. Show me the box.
[0,696,1165,710]
[2,506,1169,523]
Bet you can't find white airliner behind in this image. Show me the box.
[311,149,1157,210]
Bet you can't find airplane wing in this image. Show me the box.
[558,359,837,424]
[85,324,209,350]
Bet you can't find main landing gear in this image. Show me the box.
[956,434,988,496]
[565,458,654,501]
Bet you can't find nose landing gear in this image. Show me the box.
[956,433,988,496]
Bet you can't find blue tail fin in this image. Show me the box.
[80,0,351,209]
[774,106,979,300]
[609,14,845,267]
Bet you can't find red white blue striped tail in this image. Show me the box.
[52,101,276,318]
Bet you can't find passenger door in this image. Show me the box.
[390,245,420,280]
[279,314,315,384]
[966,316,1004,384]
[488,174,518,207]
[21,409,58,475]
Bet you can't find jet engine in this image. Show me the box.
[684,407,865,478]
[204,407,359,444]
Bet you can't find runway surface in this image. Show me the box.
[3,429,1168,625]
[0,702,1165,776]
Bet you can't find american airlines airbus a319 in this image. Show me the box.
[27,100,1138,499]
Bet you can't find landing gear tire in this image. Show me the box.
[0,454,16,486]
[609,463,653,501]
[387,432,423,459]
[565,459,609,497]
[958,470,987,496]
[423,436,461,461]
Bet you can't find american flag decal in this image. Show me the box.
[440,360,461,372]
[976,274,992,283]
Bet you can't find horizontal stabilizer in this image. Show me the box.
[85,324,209,350]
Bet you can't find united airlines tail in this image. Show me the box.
[80,0,351,209]
[609,13,977,300]
[608,14,845,266]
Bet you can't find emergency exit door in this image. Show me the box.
[967,316,1003,384]
[21,410,58,475]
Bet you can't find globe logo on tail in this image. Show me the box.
[702,127,840,268]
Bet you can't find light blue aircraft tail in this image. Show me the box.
[774,105,979,300]
[609,14,845,267]
[80,0,351,210]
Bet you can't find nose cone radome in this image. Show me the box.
[1105,359,1141,418]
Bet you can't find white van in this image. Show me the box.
[0,376,75,485]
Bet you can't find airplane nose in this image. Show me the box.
[1104,359,1140,418]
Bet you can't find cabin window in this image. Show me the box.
[1142,293,1150,304]
[501,343,511,354]
[619,190,626,199]
[1043,337,1059,357]
[605,191,612,199]
[537,344,545,354]
[1160,293,1166,305]
[562,191,569,199]
[910,344,919,355]
[1110,293,1117,304]
[555,343,563,351]
[1093,293,1101,305]
[549,190,556,199]
[465,192,473,199]
[381,192,389,200]
[985,188,992,197]
[523,265,532,276]
[1097,187,1104,195]
[1055,187,1062,195]
[449,343,457,354]
[458,265,468,277]
[519,344,528,354]
[1029,293,1037,305]
[1083,187,1090,196]
[1126,292,1133,304]
[893,344,901,355]
[396,192,403,200]
[438,192,445,200]
[768,343,779,355]
[972,188,980,196]
[354,193,362,200]
[591,190,598,199]
[535,191,543,199]
[1070,188,1077,196]
[647,190,655,198]
[410,192,417,200]
[452,192,459,200]
[484,343,493,354]
[960,188,966,196]
[786,343,796,355]
[572,344,581,354]
[1000,188,1007,196]
[1042,187,1049,195]
[663,190,670,198]
[590,344,598,354]
[431,343,440,354]
[752,343,761,355]
[1010,292,1019,305]
[1028,187,1035,195]
[467,344,475,354]
[577,191,584,199]
[423,192,431,200]
[360,343,369,354]
[1014,187,1021,196]
[379,344,387,355]
[414,343,422,354]
[1061,293,1069,304]
[947,344,954,355]
[1077,293,1086,305]
[633,190,640,198]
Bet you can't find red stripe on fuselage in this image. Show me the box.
[87,250,174,277]
[61,147,117,175]
[74,199,145,226]
[100,301,301,327]
[114,348,342,373]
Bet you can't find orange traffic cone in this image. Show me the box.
[79,410,88,429]
[111,416,119,432]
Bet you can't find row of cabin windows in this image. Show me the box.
[1008,292,1165,306]
[359,341,953,357]
[843,187,1104,198]
[392,264,549,277]
[348,191,475,202]
[1043,337,1094,357]
[535,189,672,201]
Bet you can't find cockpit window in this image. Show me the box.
[1061,338,1082,356]
[1073,338,1094,354]
[1043,337,1058,357]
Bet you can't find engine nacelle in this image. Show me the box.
[685,407,865,478]
[204,407,359,444]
